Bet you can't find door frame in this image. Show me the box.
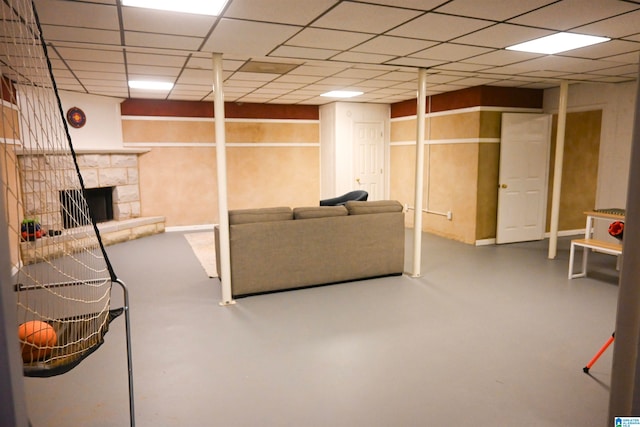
[496,112,552,244]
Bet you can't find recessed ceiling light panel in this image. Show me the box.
[128,80,174,91]
[506,32,610,55]
[122,0,228,16]
[321,90,364,98]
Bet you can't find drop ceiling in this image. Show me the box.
[33,0,640,105]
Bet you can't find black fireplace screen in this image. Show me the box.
[60,187,114,229]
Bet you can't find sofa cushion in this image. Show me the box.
[229,207,293,225]
[293,206,348,220]
[346,200,404,215]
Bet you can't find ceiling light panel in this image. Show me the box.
[128,80,174,90]
[122,0,228,16]
[506,33,611,55]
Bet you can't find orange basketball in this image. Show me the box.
[18,320,57,363]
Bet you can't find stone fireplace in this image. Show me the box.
[18,149,144,231]
[17,148,165,264]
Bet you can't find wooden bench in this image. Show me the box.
[568,238,622,279]
[568,209,624,279]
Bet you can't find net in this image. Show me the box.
[0,0,120,377]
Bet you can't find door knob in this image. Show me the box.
[500,183,508,189]
[356,178,361,184]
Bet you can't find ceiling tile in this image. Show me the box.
[54,46,124,63]
[127,65,181,77]
[202,19,301,56]
[225,0,338,25]
[122,7,216,37]
[231,71,280,82]
[463,50,543,66]
[177,69,219,84]
[41,25,120,45]
[126,52,188,67]
[452,23,553,48]
[361,0,448,11]
[559,40,640,60]
[388,12,494,42]
[64,60,125,73]
[330,51,397,64]
[511,56,622,73]
[271,46,340,60]
[601,51,640,64]
[589,63,640,76]
[272,74,324,84]
[431,62,490,72]
[376,71,418,81]
[332,68,389,79]
[508,0,640,31]
[34,0,119,30]
[575,9,640,38]
[623,34,640,43]
[286,28,373,50]
[411,43,495,61]
[125,31,203,50]
[312,2,422,33]
[353,36,438,56]
[434,0,556,21]
[385,57,447,68]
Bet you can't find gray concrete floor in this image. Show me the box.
[24,231,619,426]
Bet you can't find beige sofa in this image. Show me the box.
[215,200,405,297]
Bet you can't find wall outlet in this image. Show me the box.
[447,210,453,220]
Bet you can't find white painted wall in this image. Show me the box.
[58,91,124,150]
[543,81,637,211]
[319,102,390,199]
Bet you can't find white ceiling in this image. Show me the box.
[32,0,640,105]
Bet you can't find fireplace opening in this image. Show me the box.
[60,187,114,229]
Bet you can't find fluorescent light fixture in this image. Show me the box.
[122,0,228,16]
[506,32,610,55]
[128,80,174,91]
[321,90,364,98]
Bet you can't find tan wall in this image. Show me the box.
[123,120,319,144]
[390,112,490,244]
[0,145,22,268]
[476,143,500,240]
[1,104,22,268]
[126,118,320,227]
[391,107,602,244]
[546,110,602,231]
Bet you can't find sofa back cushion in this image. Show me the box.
[346,200,404,215]
[293,206,348,220]
[229,207,293,225]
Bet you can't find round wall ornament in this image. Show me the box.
[66,106,86,128]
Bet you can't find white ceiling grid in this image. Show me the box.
[29,0,640,104]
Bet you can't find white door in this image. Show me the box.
[354,122,384,200]
[496,113,552,244]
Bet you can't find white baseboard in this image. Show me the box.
[476,229,585,246]
[166,224,216,232]
[475,238,496,246]
[545,229,584,237]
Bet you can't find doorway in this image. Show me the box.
[496,113,552,244]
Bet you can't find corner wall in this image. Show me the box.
[390,86,543,244]
[544,81,637,238]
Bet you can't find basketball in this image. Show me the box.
[18,320,57,362]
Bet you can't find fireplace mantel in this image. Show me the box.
[15,148,150,155]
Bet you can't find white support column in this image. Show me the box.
[548,81,569,259]
[212,53,235,306]
[411,68,427,277]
